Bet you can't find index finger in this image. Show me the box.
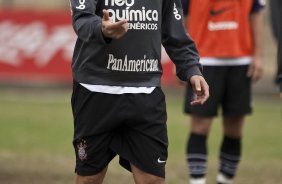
[102,9,110,21]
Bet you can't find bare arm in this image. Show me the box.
[248,10,264,82]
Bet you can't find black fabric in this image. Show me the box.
[72,81,168,178]
[181,0,189,15]
[186,133,207,178]
[73,135,116,176]
[219,136,241,178]
[69,0,202,87]
[251,0,265,13]
[277,0,282,92]
[270,0,280,41]
[184,65,252,117]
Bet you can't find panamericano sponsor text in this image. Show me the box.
[107,54,159,72]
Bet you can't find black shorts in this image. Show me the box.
[71,81,168,178]
[185,65,252,117]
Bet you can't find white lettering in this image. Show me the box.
[105,0,134,7]
[105,0,159,30]
[107,54,159,72]
[107,54,114,69]
[0,21,75,67]
[173,3,181,20]
[108,7,158,23]
[208,21,238,31]
[128,23,158,30]
[76,0,86,10]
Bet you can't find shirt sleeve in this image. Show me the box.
[251,0,266,13]
[181,0,189,16]
[69,0,108,44]
[278,45,282,92]
[162,0,202,81]
[278,8,282,92]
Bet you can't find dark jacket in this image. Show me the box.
[269,0,282,92]
[278,9,282,92]
[69,0,202,87]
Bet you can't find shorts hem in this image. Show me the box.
[75,165,107,176]
[223,111,252,117]
[184,110,217,117]
[112,148,165,178]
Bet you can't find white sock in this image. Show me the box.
[190,177,206,184]
[217,173,233,184]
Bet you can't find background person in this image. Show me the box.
[269,0,282,97]
[181,0,265,184]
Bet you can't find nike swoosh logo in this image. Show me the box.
[157,157,166,163]
[210,7,233,16]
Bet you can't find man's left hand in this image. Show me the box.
[189,75,209,105]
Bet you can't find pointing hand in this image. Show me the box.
[102,9,129,39]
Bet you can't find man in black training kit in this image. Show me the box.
[69,0,209,183]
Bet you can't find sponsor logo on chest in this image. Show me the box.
[105,0,159,30]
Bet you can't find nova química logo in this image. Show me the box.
[105,0,135,7]
[105,0,159,30]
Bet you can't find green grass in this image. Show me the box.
[0,87,281,183]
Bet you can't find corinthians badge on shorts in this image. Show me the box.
[77,139,87,161]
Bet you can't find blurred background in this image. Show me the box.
[0,1,281,184]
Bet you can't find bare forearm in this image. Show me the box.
[250,11,264,60]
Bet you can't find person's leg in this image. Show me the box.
[223,116,244,138]
[131,164,165,184]
[72,82,123,184]
[217,66,251,184]
[76,167,108,184]
[187,115,213,184]
[185,66,225,184]
[217,116,244,184]
[109,88,168,181]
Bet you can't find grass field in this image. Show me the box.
[0,87,281,184]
